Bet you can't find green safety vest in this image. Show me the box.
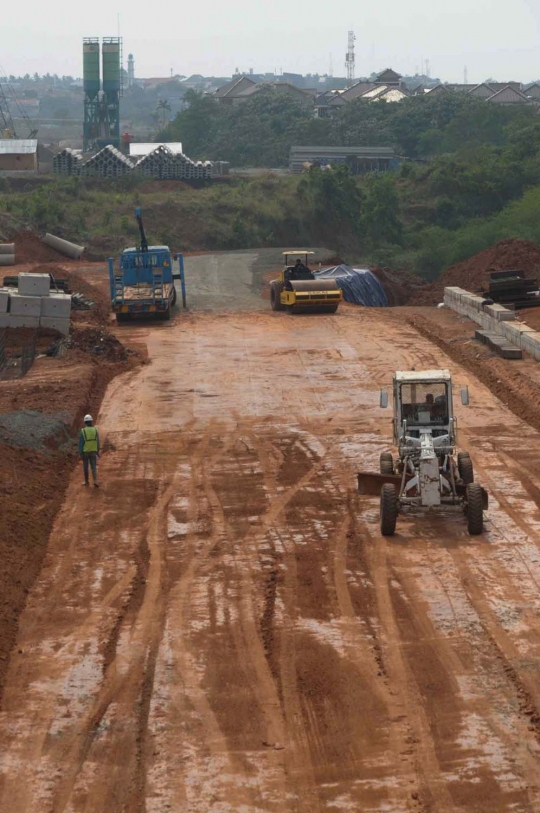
[81,426,98,453]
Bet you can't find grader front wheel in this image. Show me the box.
[467,483,484,535]
[380,484,398,536]
[458,452,474,485]
[380,452,394,475]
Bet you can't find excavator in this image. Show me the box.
[269,251,342,314]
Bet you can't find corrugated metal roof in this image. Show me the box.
[129,142,183,156]
[0,139,38,154]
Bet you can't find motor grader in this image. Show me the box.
[357,369,488,536]
[269,251,342,314]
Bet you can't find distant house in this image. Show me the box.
[323,69,407,115]
[230,81,314,106]
[487,86,532,105]
[0,139,38,172]
[468,83,496,99]
[425,81,534,106]
[375,68,403,86]
[214,76,258,105]
[525,83,540,100]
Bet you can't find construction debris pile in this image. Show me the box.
[480,270,540,310]
[53,144,213,180]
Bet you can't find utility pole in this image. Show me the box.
[464,66,468,84]
[345,30,356,87]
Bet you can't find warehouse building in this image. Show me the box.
[0,139,38,172]
[289,145,399,174]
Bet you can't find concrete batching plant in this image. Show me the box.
[83,37,122,151]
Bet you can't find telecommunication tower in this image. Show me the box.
[83,36,123,152]
[345,30,356,86]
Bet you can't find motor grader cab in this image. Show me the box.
[269,251,342,314]
[358,369,488,536]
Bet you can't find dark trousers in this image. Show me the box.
[82,453,98,483]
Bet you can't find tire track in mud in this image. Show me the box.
[47,464,178,813]
[358,516,457,813]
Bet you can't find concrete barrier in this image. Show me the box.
[0,255,15,267]
[19,273,51,297]
[0,244,14,255]
[0,289,9,313]
[444,286,540,361]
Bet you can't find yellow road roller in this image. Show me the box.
[269,251,342,314]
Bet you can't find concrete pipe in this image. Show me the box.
[42,233,85,260]
[0,244,14,255]
[0,254,15,266]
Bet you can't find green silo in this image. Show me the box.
[83,38,100,98]
[102,38,121,92]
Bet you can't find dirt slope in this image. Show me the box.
[1,305,540,810]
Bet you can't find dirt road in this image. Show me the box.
[2,285,540,810]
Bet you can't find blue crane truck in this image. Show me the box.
[108,208,187,323]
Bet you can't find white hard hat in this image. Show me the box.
[84,414,93,423]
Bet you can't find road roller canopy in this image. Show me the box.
[283,250,315,268]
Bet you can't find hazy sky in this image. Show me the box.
[3,0,540,83]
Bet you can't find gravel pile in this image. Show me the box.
[0,410,73,452]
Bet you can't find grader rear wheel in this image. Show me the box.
[270,280,285,311]
[380,484,398,536]
[467,483,484,535]
[458,452,474,485]
[380,452,394,475]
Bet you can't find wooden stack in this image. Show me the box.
[480,269,540,310]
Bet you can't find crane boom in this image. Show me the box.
[135,207,148,252]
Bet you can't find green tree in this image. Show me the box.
[362,174,403,246]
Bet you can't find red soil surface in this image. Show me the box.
[417,239,540,305]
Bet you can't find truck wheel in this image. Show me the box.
[116,312,130,323]
[270,280,284,311]
[380,452,394,475]
[458,452,474,484]
[467,483,484,535]
[158,308,171,321]
[380,484,398,536]
[171,286,177,307]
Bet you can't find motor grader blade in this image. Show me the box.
[357,471,402,496]
[287,279,342,313]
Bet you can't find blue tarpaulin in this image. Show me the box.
[314,265,388,307]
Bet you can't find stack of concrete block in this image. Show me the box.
[0,288,10,328]
[0,273,71,335]
[40,292,72,333]
[52,148,84,176]
[134,146,213,180]
[83,145,134,178]
[444,285,540,362]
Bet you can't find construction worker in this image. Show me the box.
[79,414,100,487]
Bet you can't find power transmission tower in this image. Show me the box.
[345,30,356,87]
